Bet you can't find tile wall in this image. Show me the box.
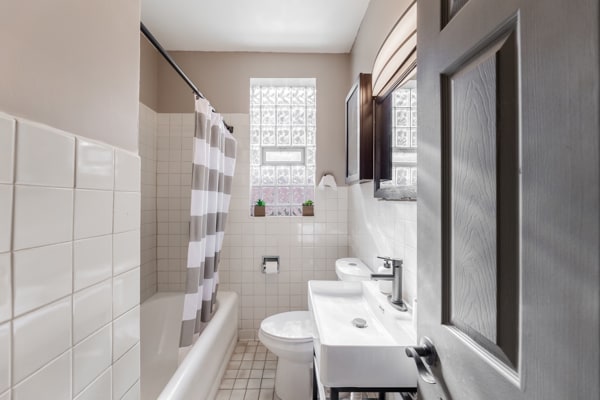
[155,112,195,291]
[0,112,141,400]
[217,114,348,340]
[140,112,348,339]
[348,183,417,305]
[139,104,158,302]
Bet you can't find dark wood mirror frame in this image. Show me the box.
[345,73,373,184]
[374,66,417,200]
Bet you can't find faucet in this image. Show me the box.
[370,256,407,312]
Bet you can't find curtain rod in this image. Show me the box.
[140,22,234,134]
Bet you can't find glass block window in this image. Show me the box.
[382,80,417,191]
[250,78,316,216]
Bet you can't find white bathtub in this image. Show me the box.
[141,291,239,400]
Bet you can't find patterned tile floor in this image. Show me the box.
[217,341,404,400]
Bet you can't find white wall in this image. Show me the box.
[0,113,141,400]
[347,0,418,305]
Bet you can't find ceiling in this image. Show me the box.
[141,0,371,53]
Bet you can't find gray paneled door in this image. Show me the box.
[416,0,599,399]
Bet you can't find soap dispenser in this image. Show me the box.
[377,259,393,294]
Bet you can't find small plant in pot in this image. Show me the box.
[254,199,266,217]
[302,200,314,216]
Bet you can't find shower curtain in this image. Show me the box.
[180,97,237,347]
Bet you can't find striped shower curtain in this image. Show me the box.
[180,97,237,347]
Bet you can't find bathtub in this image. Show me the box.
[141,291,239,400]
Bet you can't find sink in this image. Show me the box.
[308,280,417,388]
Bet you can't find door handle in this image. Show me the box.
[405,337,438,384]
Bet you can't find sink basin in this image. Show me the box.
[308,280,417,388]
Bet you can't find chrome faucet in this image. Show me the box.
[370,256,407,312]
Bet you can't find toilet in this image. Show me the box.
[334,257,371,281]
[258,311,313,400]
[258,259,369,400]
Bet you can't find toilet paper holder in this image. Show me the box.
[262,256,280,274]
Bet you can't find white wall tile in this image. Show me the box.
[76,139,114,190]
[113,231,140,276]
[0,322,9,394]
[0,185,12,253]
[348,183,418,305]
[73,325,112,396]
[13,243,72,316]
[152,114,347,334]
[113,269,140,318]
[73,235,113,291]
[1,111,142,400]
[15,121,74,187]
[73,369,111,400]
[12,351,71,400]
[0,116,15,184]
[73,281,112,344]
[12,297,71,384]
[12,186,73,250]
[74,189,114,239]
[113,306,139,362]
[113,192,140,233]
[115,150,141,192]
[0,254,10,323]
[121,380,140,400]
[112,344,139,400]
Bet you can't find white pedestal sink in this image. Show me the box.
[308,280,418,389]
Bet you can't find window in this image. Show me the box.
[382,79,417,190]
[250,78,317,216]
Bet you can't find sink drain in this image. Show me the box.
[352,318,367,328]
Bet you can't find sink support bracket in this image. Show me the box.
[312,356,417,399]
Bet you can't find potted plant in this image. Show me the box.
[254,199,266,217]
[302,200,314,216]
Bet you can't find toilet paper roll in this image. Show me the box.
[264,261,279,274]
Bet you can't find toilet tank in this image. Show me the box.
[334,258,372,281]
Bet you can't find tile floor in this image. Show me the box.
[217,341,408,400]
[217,341,280,400]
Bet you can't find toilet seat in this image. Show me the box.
[260,311,313,343]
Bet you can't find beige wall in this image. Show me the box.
[156,51,351,182]
[0,0,141,152]
[347,0,418,307]
[140,35,160,111]
[350,0,412,81]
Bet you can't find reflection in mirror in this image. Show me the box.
[374,72,417,200]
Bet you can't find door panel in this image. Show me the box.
[441,27,520,369]
[447,49,499,345]
[417,0,599,399]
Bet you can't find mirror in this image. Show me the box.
[374,70,417,200]
[370,1,417,200]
